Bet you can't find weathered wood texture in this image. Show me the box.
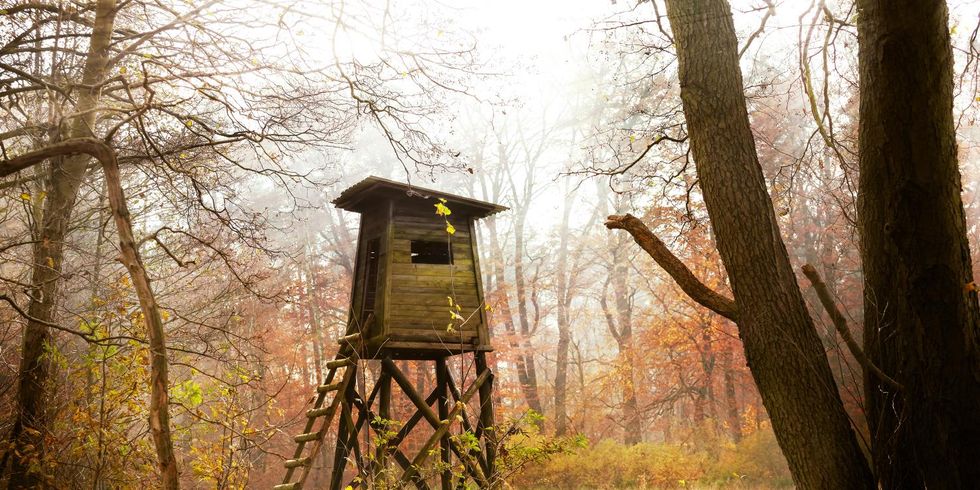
[385,206,483,348]
[342,191,493,357]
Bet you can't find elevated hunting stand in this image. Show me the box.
[277,177,506,490]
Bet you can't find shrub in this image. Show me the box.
[509,427,792,489]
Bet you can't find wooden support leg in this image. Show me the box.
[344,400,365,482]
[475,352,496,483]
[388,359,490,487]
[329,399,352,490]
[329,362,359,490]
[436,358,452,489]
[444,368,489,475]
[374,363,392,482]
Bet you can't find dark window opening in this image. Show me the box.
[363,239,381,313]
[411,240,453,264]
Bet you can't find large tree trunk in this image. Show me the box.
[661,1,874,487]
[6,1,118,486]
[856,2,980,487]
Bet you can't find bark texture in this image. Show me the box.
[661,1,874,487]
[856,1,980,487]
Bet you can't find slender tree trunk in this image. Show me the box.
[857,2,980,487]
[302,243,324,382]
[611,262,640,445]
[662,1,874,487]
[695,324,716,433]
[553,199,572,436]
[720,349,742,443]
[7,2,118,485]
[512,213,543,416]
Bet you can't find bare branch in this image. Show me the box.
[800,264,904,391]
[605,213,737,322]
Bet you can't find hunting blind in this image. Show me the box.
[333,176,504,358]
[277,177,506,490]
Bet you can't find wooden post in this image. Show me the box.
[329,399,351,490]
[329,363,357,490]
[375,360,392,481]
[436,358,452,489]
[384,359,488,487]
[475,352,496,482]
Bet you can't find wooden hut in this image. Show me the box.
[332,176,506,359]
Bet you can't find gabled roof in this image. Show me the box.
[332,176,508,219]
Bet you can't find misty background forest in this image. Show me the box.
[2,0,980,488]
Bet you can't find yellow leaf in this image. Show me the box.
[119,66,127,74]
[46,257,54,268]
[965,281,978,293]
[185,120,194,127]
[19,192,30,201]
[484,304,493,313]
[446,222,456,235]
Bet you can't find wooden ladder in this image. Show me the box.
[274,321,368,490]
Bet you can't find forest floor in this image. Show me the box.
[510,428,793,489]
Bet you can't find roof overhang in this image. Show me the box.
[332,176,508,219]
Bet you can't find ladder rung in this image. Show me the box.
[294,432,321,443]
[284,457,311,469]
[337,333,361,345]
[317,382,343,393]
[307,406,333,418]
[326,358,352,369]
[273,484,298,490]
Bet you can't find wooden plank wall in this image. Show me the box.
[354,204,388,339]
[386,204,485,346]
